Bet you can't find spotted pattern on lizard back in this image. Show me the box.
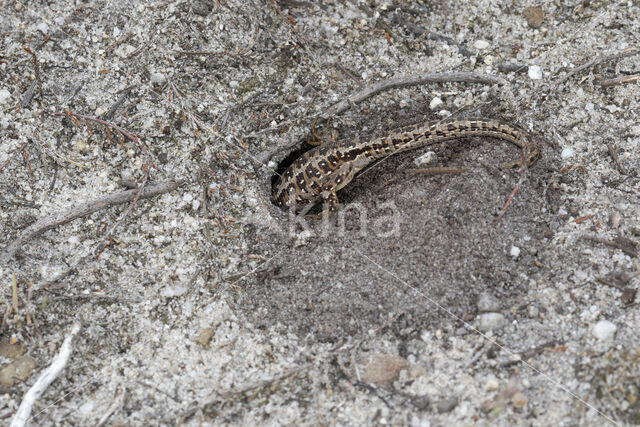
[271,118,539,213]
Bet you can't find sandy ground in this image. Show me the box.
[1,0,639,425]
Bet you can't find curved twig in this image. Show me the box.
[1,180,184,260]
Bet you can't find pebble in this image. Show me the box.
[436,397,458,413]
[478,292,501,312]
[477,313,506,331]
[484,378,499,391]
[561,147,574,159]
[528,65,543,80]
[361,354,409,386]
[473,40,490,50]
[592,320,617,341]
[36,22,49,34]
[0,356,36,387]
[193,328,215,349]
[523,6,545,28]
[0,89,10,105]
[429,96,443,110]
[150,72,167,84]
[609,210,623,229]
[413,151,436,167]
[510,245,520,259]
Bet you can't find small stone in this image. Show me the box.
[36,23,50,34]
[0,339,24,359]
[0,356,36,386]
[429,96,443,110]
[0,89,11,105]
[115,44,136,58]
[361,354,409,386]
[477,313,506,331]
[411,395,431,410]
[609,210,623,229]
[193,328,215,348]
[75,140,88,153]
[484,378,499,391]
[523,7,544,28]
[150,72,166,84]
[473,40,490,50]
[510,246,520,259]
[528,65,543,80]
[592,320,617,341]
[478,293,501,312]
[561,148,574,159]
[436,397,458,413]
[413,151,436,167]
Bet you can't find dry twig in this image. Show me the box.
[607,144,628,175]
[1,180,184,260]
[552,47,640,88]
[600,72,640,88]
[318,72,506,121]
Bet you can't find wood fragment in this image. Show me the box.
[600,72,640,88]
[595,271,639,305]
[501,340,560,367]
[1,180,184,260]
[582,235,638,258]
[607,144,628,175]
[552,47,640,88]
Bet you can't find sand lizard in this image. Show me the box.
[271,118,539,214]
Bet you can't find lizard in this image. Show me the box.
[271,118,539,215]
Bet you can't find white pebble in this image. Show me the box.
[413,151,436,167]
[477,313,505,331]
[561,147,574,159]
[528,65,543,80]
[592,320,617,341]
[429,97,443,110]
[36,23,49,34]
[0,89,10,104]
[183,193,193,203]
[510,245,521,258]
[150,72,166,84]
[478,293,501,312]
[473,40,490,50]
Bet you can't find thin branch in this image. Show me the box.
[607,144,628,175]
[52,110,155,167]
[1,180,184,260]
[318,72,506,121]
[552,47,640,88]
[10,323,81,427]
[600,72,640,88]
[95,387,126,427]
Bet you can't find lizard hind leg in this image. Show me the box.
[304,192,339,220]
